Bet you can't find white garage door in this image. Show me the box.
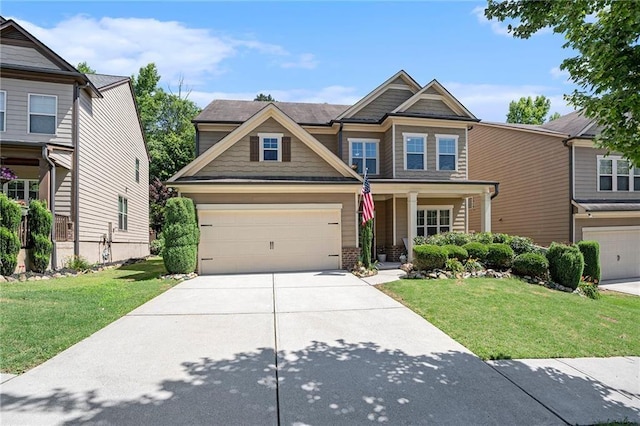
[198,205,342,274]
[582,226,640,280]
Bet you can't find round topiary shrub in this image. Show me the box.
[413,245,447,271]
[576,240,601,283]
[485,243,514,269]
[512,253,549,278]
[547,242,584,290]
[492,233,513,245]
[471,232,494,244]
[441,232,471,246]
[462,242,489,263]
[442,244,469,262]
[28,200,53,273]
[163,197,200,274]
[509,235,535,255]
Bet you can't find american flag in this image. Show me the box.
[361,170,374,224]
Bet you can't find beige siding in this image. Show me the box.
[54,167,72,217]
[468,125,570,246]
[198,131,228,155]
[196,118,341,178]
[342,130,385,176]
[574,217,640,242]
[0,44,59,69]
[351,89,413,121]
[374,199,387,249]
[78,83,149,255]
[382,128,393,178]
[405,99,458,116]
[310,132,338,156]
[185,192,358,247]
[574,146,640,200]
[395,197,407,246]
[424,87,439,95]
[394,125,466,180]
[0,77,73,145]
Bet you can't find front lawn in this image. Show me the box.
[0,258,177,374]
[379,278,640,360]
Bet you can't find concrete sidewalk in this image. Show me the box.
[1,271,638,425]
[600,278,640,296]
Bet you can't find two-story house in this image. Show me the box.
[168,70,498,274]
[0,18,149,270]
[468,111,640,281]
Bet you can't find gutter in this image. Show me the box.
[337,122,344,162]
[491,182,500,200]
[563,139,574,242]
[42,146,57,269]
[195,125,200,157]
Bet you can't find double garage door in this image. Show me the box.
[198,206,342,275]
[582,226,640,281]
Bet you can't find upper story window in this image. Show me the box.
[598,155,639,191]
[135,158,140,183]
[3,179,39,202]
[28,94,57,135]
[403,133,427,170]
[349,139,379,175]
[259,133,282,162]
[436,134,458,171]
[0,91,6,132]
[417,206,452,236]
[118,196,128,231]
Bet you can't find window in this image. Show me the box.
[417,207,452,236]
[598,156,638,191]
[29,94,57,134]
[3,179,39,201]
[349,139,379,175]
[135,158,140,183]
[403,133,427,170]
[0,91,6,132]
[436,134,458,171]
[259,133,282,161]
[118,196,128,231]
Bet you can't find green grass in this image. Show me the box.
[379,278,640,360]
[0,258,177,374]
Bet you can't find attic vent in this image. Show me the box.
[1,28,30,42]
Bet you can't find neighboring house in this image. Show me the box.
[468,111,640,280]
[168,70,498,274]
[0,18,149,270]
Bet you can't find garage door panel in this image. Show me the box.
[582,227,640,281]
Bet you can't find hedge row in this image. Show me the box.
[413,242,514,271]
[414,232,538,256]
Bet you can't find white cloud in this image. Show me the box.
[550,66,570,82]
[472,6,511,36]
[281,53,319,70]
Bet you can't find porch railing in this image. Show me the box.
[17,214,74,248]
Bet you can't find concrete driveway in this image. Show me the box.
[1,271,636,425]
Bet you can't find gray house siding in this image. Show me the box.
[351,89,414,121]
[405,99,458,117]
[574,146,640,200]
[342,130,385,176]
[198,131,229,155]
[0,44,59,70]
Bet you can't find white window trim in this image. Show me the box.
[597,155,636,192]
[403,132,428,171]
[118,195,128,231]
[2,178,39,201]
[348,138,380,175]
[0,90,6,132]
[28,93,58,135]
[417,204,454,236]
[258,132,282,162]
[435,134,459,171]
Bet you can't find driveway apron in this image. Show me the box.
[1,271,563,425]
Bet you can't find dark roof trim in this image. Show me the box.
[574,199,640,204]
[173,176,359,183]
[1,65,101,98]
[370,179,499,185]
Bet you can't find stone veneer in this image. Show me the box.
[341,247,361,270]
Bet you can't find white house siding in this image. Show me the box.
[78,83,149,263]
[574,146,640,200]
[0,77,73,145]
[0,44,59,69]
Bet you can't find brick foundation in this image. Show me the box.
[342,247,361,270]
[384,245,405,262]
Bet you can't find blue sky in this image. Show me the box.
[3,1,577,121]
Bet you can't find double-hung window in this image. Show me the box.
[118,196,128,231]
[3,179,39,201]
[403,133,427,170]
[436,134,458,171]
[349,139,379,175]
[417,206,452,236]
[28,94,57,135]
[0,91,6,132]
[598,155,638,191]
[259,133,282,162]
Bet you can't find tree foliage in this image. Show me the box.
[76,62,96,74]
[486,0,640,165]
[506,95,551,124]
[254,93,276,101]
[548,112,562,122]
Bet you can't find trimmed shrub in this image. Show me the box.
[163,197,199,274]
[462,242,489,263]
[464,258,483,273]
[577,240,601,283]
[578,281,601,299]
[485,243,514,269]
[492,233,513,244]
[547,243,584,290]
[0,193,22,232]
[0,227,20,276]
[413,245,447,271]
[445,258,464,274]
[442,245,469,262]
[512,253,549,278]
[414,236,429,246]
[150,237,164,256]
[27,200,53,273]
[471,232,494,244]
[509,236,536,256]
[65,255,91,271]
[440,232,471,246]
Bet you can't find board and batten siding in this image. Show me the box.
[0,78,73,145]
[78,83,149,250]
[0,44,59,69]
[195,118,341,178]
[574,146,640,200]
[351,89,414,121]
[468,125,570,246]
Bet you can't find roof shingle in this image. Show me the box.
[85,73,129,90]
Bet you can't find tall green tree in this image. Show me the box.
[548,112,562,122]
[254,93,276,101]
[76,62,96,74]
[486,0,640,165]
[506,95,551,125]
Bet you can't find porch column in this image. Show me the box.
[38,158,51,208]
[407,192,417,261]
[480,190,492,233]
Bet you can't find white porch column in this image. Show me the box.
[407,192,418,261]
[480,190,492,233]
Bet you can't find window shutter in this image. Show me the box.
[282,136,291,162]
[250,136,259,161]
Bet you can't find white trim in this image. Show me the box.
[571,144,575,199]
[392,194,397,245]
[392,123,396,178]
[0,90,6,132]
[464,127,469,180]
[355,192,359,248]
[597,155,636,192]
[402,132,428,171]
[348,138,380,175]
[117,195,128,231]
[28,93,57,135]
[435,134,459,171]
[569,139,596,148]
[392,80,476,119]
[197,203,342,211]
[575,211,640,219]
[416,204,454,236]
[258,132,283,162]
[2,178,39,201]
[583,225,640,232]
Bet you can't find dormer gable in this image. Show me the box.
[393,79,476,120]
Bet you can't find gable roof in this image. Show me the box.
[170,103,363,182]
[540,110,601,138]
[392,79,477,119]
[86,73,129,90]
[478,121,567,137]
[194,100,349,125]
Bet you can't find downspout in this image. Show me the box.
[564,139,574,242]
[42,146,57,269]
[337,122,344,161]
[195,125,200,157]
[491,182,500,200]
[73,82,89,256]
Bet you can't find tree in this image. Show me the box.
[506,95,551,124]
[254,93,276,101]
[548,112,562,122]
[485,0,640,165]
[76,62,96,74]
